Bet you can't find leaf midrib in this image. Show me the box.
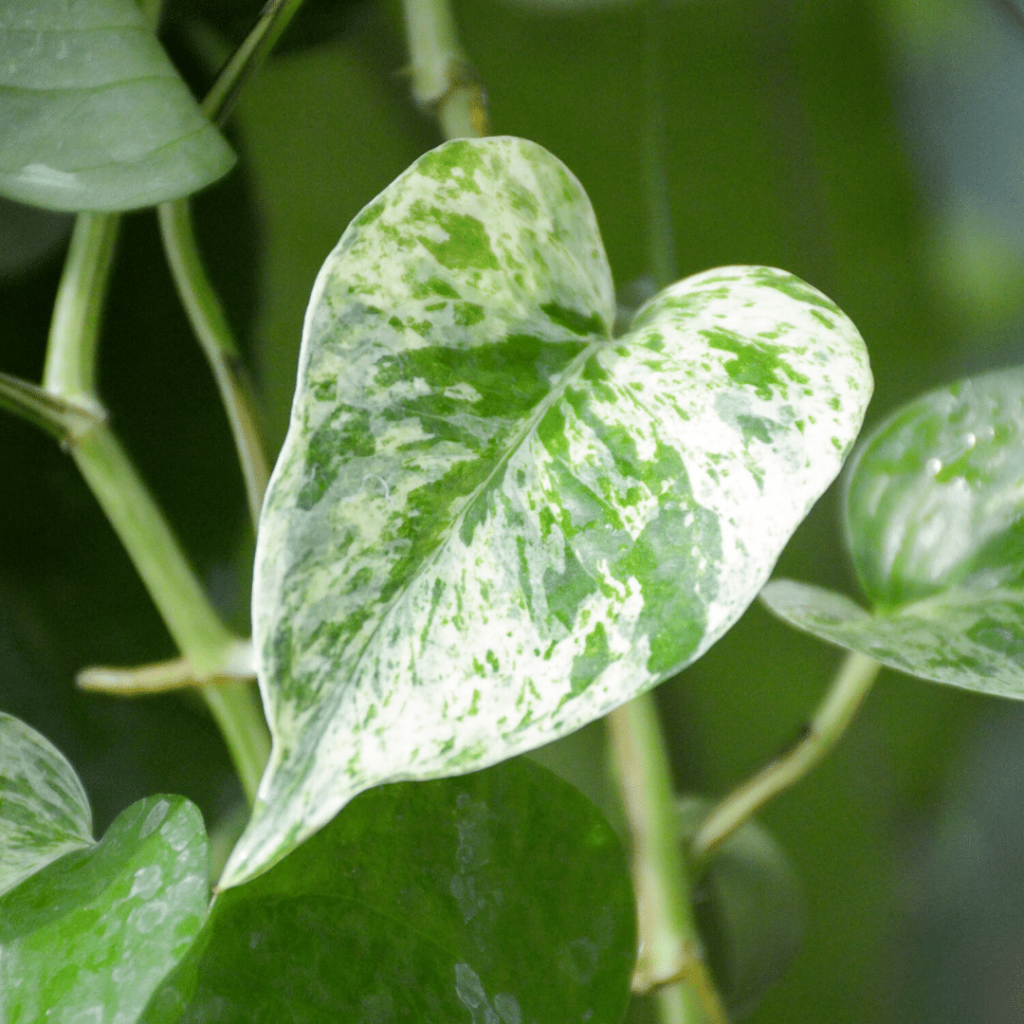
[280,327,612,748]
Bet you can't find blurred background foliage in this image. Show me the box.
[3,0,1024,1020]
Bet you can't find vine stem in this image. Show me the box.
[403,0,489,138]
[39,212,270,805]
[156,0,316,529]
[607,695,729,1024]
[157,201,269,529]
[692,650,880,863]
[641,0,678,289]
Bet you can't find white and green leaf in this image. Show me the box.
[221,136,872,888]
[0,711,92,896]
[762,366,1024,697]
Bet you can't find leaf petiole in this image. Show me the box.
[692,650,880,863]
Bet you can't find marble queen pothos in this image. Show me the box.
[221,136,872,888]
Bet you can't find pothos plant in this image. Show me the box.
[1,0,1021,1022]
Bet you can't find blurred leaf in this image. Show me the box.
[763,366,1024,697]
[0,793,209,1023]
[222,136,871,887]
[142,759,635,1024]
[0,711,92,896]
[679,798,805,1020]
[0,0,234,212]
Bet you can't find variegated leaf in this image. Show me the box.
[762,366,1024,698]
[221,136,872,888]
[0,711,92,896]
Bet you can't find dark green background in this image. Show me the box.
[3,0,1024,1020]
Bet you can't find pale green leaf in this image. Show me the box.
[221,136,872,888]
[763,366,1024,698]
[0,711,92,896]
[762,579,1024,698]
[845,366,1024,608]
[0,795,209,1024]
[0,0,235,211]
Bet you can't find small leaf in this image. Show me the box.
[763,367,1024,697]
[0,795,209,1024]
[142,759,635,1024]
[223,136,871,887]
[0,0,235,211]
[0,711,92,896]
[761,579,1024,699]
[845,366,1024,609]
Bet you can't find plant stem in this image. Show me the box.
[607,693,729,1023]
[403,0,489,138]
[43,214,120,411]
[39,212,270,805]
[692,651,880,863]
[0,371,100,443]
[642,0,678,290]
[201,0,311,127]
[157,200,269,528]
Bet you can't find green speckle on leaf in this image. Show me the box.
[415,207,500,271]
[568,623,613,699]
[702,327,810,401]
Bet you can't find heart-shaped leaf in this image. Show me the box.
[142,759,635,1024]
[0,792,209,1023]
[222,136,871,888]
[0,0,235,211]
[762,366,1024,697]
[0,711,92,896]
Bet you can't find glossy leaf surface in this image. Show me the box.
[845,367,1024,608]
[143,759,635,1024]
[0,0,234,211]
[0,711,92,896]
[223,136,871,887]
[762,367,1024,697]
[0,795,209,1023]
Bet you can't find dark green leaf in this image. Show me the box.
[680,798,804,1020]
[0,795,209,1022]
[0,0,234,211]
[143,759,636,1024]
[0,711,92,896]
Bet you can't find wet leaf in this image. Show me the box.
[223,136,871,887]
[0,711,92,896]
[0,0,234,211]
[143,759,635,1024]
[762,367,1024,697]
[0,794,209,1023]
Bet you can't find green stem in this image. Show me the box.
[403,0,489,139]
[641,0,678,290]
[607,693,729,1023]
[202,0,311,126]
[0,371,100,443]
[43,214,120,410]
[38,211,270,804]
[692,651,880,863]
[157,201,269,528]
